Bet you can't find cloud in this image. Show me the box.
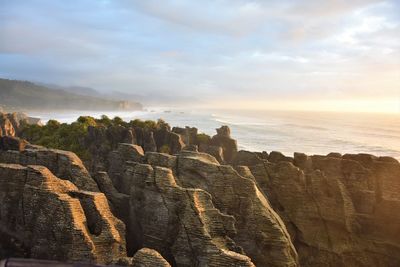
[0,0,399,108]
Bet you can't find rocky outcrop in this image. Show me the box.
[172,126,198,146]
[108,147,296,266]
[0,163,126,264]
[204,145,225,163]
[127,162,255,266]
[246,152,400,267]
[131,248,171,267]
[102,142,297,266]
[233,150,264,166]
[154,125,185,154]
[0,113,16,137]
[0,136,28,151]
[93,171,130,223]
[84,125,136,172]
[0,112,41,137]
[0,145,99,192]
[208,126,238,163]
[2,115,399,267]
[108,143,145,194]
[133,127,157,153]
[174,151,298,267]
[117,248,172,267]
[268,151,293,163]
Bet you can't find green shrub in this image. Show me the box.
[20,117,94,161]
[196,133,211,145]
[129,119,158,130]
[46,119,61,129]
[112,116,124,126]
[77,116,97,127]
[20,115,176,162]
[97,115,112,126]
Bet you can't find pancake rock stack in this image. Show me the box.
[0,120,399,267]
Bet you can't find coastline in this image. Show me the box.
[25,108,400,161]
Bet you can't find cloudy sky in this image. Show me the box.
[0,0,399,112]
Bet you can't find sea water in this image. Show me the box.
[28,108,400,160]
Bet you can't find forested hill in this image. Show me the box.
[0,78,142,111]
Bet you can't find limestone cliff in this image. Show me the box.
[1,121,399,267]
[238,151,400,267]
[0,140,99,192]
[0,112,41,137]
[103,144,297,267]
[0,163,126,264]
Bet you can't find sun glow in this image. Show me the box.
[212,98,400,114]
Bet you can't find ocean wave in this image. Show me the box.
[214,118,269,127]
[282,123,328,131]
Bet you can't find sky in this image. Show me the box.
[0,0,399,112]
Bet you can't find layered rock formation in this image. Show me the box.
[0,163,125,264]
[238,151,400,267]
[83,123,183,172]
[130,248,171,267]
[0,112,41,137]
[1,119,399,267]
[102,144,296,267]
[195,126,239,164]
[127,162,255,266]
[82,123,240,172]
[0,139,99,192]
[174,151,297,267]
[85,125,136,172]
[0,113,16,137]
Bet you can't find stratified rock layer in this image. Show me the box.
[0,163,126,264]
[105,143,297,267]
[2,114,400,267]
[0,113,16,137]
[246,152,400,267]
[127,161,255,267]
[209,126,238,164]
[131,248,171,267]
[174,151,298,267]
[0,112,41,137]
[0,146,99,191]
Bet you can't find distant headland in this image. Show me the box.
[0,78,142,112]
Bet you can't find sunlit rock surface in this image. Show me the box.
[245,151,400,267]
[0,144,99,192]
[0,163,126,264]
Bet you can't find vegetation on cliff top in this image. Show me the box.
[20,115,170,161]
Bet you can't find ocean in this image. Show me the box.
[27,108,400,161]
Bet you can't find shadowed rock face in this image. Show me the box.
[154,126,185,155]
[209,126,238,164]
[110,146,298,267]
[85,125,135,172]
[0,136,28,151]
[174,151,298,267]
[172,127,198,146]
[0,163,126,264]
[127,162,255,267]
[246,152,400,267]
